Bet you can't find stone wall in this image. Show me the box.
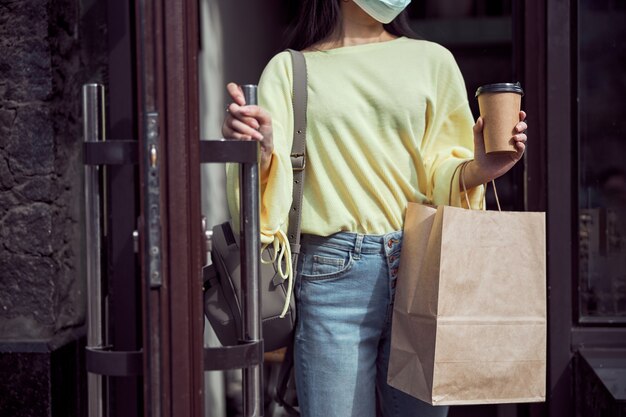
[0,0,107,415]
[0,0,88,341]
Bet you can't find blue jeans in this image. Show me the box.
[294,231,448,417]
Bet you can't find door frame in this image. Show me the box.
[135,0,204,415]
[523,0,574,415]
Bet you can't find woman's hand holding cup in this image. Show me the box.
[463,82,528,190]
[464,111,528,189]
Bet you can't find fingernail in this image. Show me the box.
[254,132,264,140]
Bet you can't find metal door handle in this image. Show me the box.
[238,84,263,416]
[83,83,105,417]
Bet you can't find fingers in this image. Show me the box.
[226,103,269,128]
[513,132,527,144]
[519,110,527,121]
[473,117,484,134]
[231,118,263,141]
[223,99,273,144]
[223,83,270,141]
[473,117,486,153]
[513,128,527,156]
[224,81,272,127]
[223,124,262,141]
[513,113,527,145]
[239,105,272,128]
[514,111,527,155]
[226,82,246,106]
[223,114,263,140]
[226,103,260,129]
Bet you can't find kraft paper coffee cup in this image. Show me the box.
[475,82,524,154]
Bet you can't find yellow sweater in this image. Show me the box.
[228,37,482,249]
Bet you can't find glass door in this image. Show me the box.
[577,0,626,324]
[575,2,626,414]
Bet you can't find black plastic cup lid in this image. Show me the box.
[475,82,524,97]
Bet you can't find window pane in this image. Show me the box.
[578,0,626,322]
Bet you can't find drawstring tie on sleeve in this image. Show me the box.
[261,228,293,318]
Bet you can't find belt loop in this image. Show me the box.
[353,234,364,259]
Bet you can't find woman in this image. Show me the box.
[222,1,528,416]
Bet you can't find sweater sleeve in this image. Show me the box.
[420,48,484,209]
[226,51,295,245]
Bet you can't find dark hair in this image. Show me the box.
[284,1,418,51]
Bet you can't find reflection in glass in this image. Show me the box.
[578,0,626,322]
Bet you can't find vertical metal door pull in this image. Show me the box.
[83,83,105,417]
[239,84,263,416]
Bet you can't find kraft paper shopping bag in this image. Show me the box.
[388,179,546,406]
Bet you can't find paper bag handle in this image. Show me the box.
[458,160,502,212]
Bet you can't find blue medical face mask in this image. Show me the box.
[352,0,412,24]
